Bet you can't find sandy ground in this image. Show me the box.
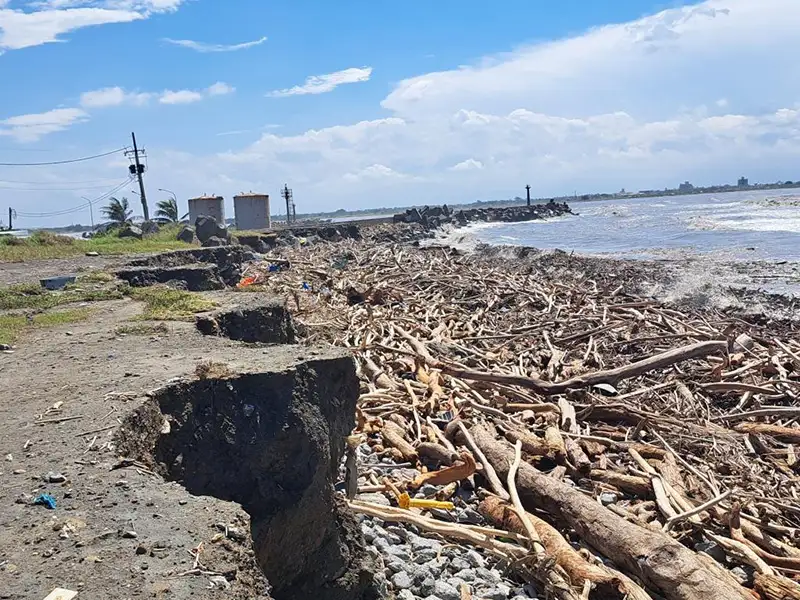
[0,255,130,287]
[0,294,321,600]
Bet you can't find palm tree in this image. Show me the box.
[155,198,179,222]
[101,197,132,224]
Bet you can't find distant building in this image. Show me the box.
[738,177,749,187]
[678,181,694,193]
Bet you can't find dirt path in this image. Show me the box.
[0,255,130,287]
[0,296,297,599]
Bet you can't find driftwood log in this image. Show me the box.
[467,424,754,600]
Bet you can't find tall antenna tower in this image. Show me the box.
[281,184,295,224]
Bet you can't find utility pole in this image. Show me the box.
[281,184,294,225]
[8,207,12,231]
[128,132,149,221]
[526,185,531,207]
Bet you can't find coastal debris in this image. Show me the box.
[233,221,799,600]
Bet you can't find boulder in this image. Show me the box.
[202,236,228,248]
[177,226,195,244]
[195,215,229,244]
[141,221,160,235]
[118,224,143,240]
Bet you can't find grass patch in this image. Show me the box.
[77,270,115,283]
[128,286,216,321]
[195,361,233,380]
[115,322,170,336]
[0,282,125,310]
[0,224,194,262]
[0,309,91,345]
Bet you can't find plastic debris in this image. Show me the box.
[236,275,258,288]
[33,493,57,510]
[397,492,454,511]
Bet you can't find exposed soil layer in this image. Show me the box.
[196,298,297,344]
[116,264,226,291]
[116,355,379,600]
[125,247,255,286]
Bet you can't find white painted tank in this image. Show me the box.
[188,195,225,225]
[234,193,271,230]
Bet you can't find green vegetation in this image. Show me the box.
[0,309,91,345]
[115,322,170,336]
[0,223,193,262]
[127,286,216,321]
[0,281,125,310]
[101,196,132,224]
[155,198,180,222]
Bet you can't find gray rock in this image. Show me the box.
[386,545,412,561]
[45,472,66,483]
[357,492,391,506]
[476,567,503,583]
[392,571,413,590]
[449,557,471,572]
[599,492,618,506]
[447,577,467,591]
[177,225,195,243]
[386,560,406,574]
[202,235,229,248]
[419,483,439,496]
[410,534,443,553]
[418,576,436,595]
[387,525,411,541]
[481,584,511,600]
[365,545,381,560]
[423,597,443,600]
[433,581,460,600]
[695,539,726,563]
[414,548,439,563]
[118,224,143,240]
[465,549,485,568]
[398,591,416,600]
[195,215,228,243]
[141,221,160,235]
[457,508,484,524]
[361,528,376,543]
[454,569,476,582]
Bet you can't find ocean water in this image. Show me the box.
[438,190,800,262]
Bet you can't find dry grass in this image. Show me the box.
[115,322,170,336]
[195,361,233,380]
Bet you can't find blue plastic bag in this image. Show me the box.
[34,493,57,510]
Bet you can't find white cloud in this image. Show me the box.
[163,35,267,53]
[0,107,88,142]
[0,0,185,51]
[451,159,484,171]
[207,81,235,96]
[80,86,153,107]
[159,89,204,105]
[268,67,373,97]
[79,82,235,108]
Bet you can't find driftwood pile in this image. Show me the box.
[246,231,800,600]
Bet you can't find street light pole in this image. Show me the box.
[81,197,95,228]
[158,188,177,202]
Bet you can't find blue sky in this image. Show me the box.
[2,0,800,226]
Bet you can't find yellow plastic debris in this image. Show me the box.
[397,492,454,511]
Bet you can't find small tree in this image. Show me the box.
[155,198,179,222]
[101,197,132,224]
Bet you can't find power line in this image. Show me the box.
[0,182,130,192]
[15,178,132,218]
[0,147,127,167]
